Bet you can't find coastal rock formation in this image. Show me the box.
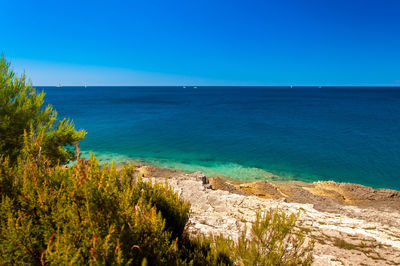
[308,181,400,210]
[137,166,400,265]
[239,180,283,199]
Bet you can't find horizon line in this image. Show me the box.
[35,85,400,88]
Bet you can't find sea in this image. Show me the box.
[40,86,400,190]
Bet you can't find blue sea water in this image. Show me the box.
[40,86,400,190]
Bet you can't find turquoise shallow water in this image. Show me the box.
[41,86,400,190]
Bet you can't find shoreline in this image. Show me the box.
[134,163,400,212]
[86,150,400,191]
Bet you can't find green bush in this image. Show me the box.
[0,55,85,165]
[209,210,314,266]
[0,131,230,265]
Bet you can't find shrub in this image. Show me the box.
[210,210,314,266]
[0,132,230,265]
[0,55,85,165]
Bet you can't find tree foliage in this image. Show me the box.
[0,55,85,165]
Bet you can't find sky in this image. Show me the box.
[1,0,400,86]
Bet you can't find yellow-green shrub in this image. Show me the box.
[0,132,226,265]
[210,210,314,266]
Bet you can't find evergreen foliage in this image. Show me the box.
[0,55,86,165]
[0,132,227,265]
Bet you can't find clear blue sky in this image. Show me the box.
[1,0,399,86]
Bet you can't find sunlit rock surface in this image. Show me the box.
[137,165,400,265]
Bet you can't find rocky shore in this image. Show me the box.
[135,165,400,265]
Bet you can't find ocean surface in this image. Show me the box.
[40,86,400,190]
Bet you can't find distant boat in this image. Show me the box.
[56,83,62,88]
[318,86,322,89]
[183,86,186,89]
[290,85,293,88]
[193,86,198,89]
